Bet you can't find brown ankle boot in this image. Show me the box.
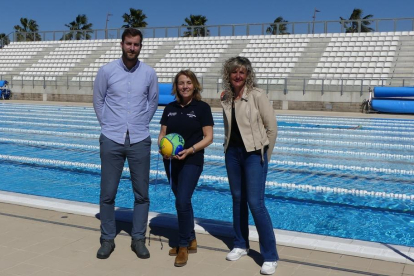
[169,247,178,256]
[188,239,197,253]
[169,239,197,256]
[174,247,188,267]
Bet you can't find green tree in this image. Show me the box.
[122,8,148,28]
[340,9,374,33]
[14,18,41,42]
[0,33,10,48]
[182,15,209,37]
[266,17,290,35]
[62,14,93,40]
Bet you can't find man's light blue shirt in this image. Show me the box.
[93,58,159,144]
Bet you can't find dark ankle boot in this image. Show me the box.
[131,238,150,259]
[174,247,188,267]
[97,239,115,259]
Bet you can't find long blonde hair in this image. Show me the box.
[221,56,257,105]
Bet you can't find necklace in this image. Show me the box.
[180,99,192,107]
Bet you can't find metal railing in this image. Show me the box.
[2,17,414,46]
[2,73,413,97]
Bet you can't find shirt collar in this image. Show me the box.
[119,58,140,72]
[173,99,198,108]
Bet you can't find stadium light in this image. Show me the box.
[312,8,320,34]
[105,13,113,39]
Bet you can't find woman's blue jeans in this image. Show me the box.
[225,146,279,262]
[164,161,202,247]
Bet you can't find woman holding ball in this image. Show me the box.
[158,70,214,267]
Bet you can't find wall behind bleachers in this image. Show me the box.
[2,31,414,112]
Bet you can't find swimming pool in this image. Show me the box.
[1,103,414,247]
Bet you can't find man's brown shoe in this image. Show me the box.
[169,239,197,256]
[174,247,188,267]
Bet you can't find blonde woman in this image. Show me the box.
[220,57,278,275]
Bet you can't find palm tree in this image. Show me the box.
[14,18,41,42]
[122,8,148,28]
[266,17,290,35]
[62,14,93,40]
[0,33,10,48]
[340,9,374,33]
[182,15,209,37]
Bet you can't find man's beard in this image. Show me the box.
[122,49,139,61]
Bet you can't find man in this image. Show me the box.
[93,28,158,259]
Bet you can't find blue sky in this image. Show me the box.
[1,0,413,36]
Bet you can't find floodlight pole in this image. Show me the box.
[105,13,113,39]
[312,8,320,34]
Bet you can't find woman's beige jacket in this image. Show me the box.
[221,87,277,161]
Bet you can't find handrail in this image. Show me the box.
[1,72,412,96]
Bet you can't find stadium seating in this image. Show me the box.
[1,31,413,88]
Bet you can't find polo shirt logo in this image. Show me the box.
[168,112,177,117]
[187,111,196,118]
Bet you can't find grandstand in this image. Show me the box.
[1,27,414,112]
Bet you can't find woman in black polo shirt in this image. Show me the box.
[158,70,214,267]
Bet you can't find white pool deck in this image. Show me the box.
[0,100,414,275]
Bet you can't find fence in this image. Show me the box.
[2,17,414,47]
[2,73,413,97]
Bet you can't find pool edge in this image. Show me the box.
[0,190,412,264]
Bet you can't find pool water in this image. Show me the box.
[1,103,414,246]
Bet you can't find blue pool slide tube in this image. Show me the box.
[158,83,174,105]
[371,98,414,114]
[374,87,414,98]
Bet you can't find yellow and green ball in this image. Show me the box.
[159,133,185,157]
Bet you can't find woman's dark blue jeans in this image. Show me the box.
[164,161,202,247]
[225,146,279,262]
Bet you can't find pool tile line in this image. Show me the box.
[0,190,413,265]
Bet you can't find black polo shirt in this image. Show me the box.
[160,100,214,165]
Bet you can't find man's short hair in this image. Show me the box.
[121,28,143,43]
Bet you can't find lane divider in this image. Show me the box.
[276,146,414,160]
[278,116,414,128]
[0,115,99,125]
[3,117,414,143]
[279,124,414,135]
[277,137,414,150]
[1,129,412,157]
[2,137,413,161]
[1,154,412,201]
[0,103,95,111]
[270,159,414,175]
[0,138,100,150]
[279,129,414,142]
[3,111,414,139]
[1,120,101,130]
[0,111,96,120]
[0,128,99,138]
[3,123,413,149]
[3,107,414,130]
[0,109,97,116]
[1,135,411,176]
